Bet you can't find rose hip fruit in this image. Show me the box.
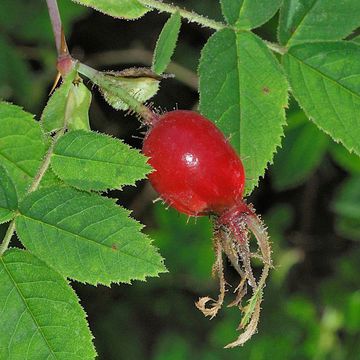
[143,110,245,216]
[142,110,272,348]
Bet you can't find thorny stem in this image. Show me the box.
[46,0,63,55]
[0,89,76,256]
[78,63,157,125]
[138,0,287,55]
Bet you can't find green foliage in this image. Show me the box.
[66,82,92,131]
[283,41,360,156]
[0,248,96,359]
[0,102,48,199]
[199,29,288,193]
[0,0,86,43]
[71,0,149,19]
[220,0,282,29]
[16,186,166,285]
[42,70,91,133]
[150,204,213,280]
[272,110,329,190]
[0,166,17,224]
[51,130,151,191]
[152,12,181,75]
[98,71,160,111]
[278,0,360,46]
[0,36,32,105]
[330,142,360,175]
[333,176,360,241]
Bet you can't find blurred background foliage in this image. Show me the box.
[1,0,359,358]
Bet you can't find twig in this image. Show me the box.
[46,0,63,55]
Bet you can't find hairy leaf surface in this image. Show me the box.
[16,187,166,285]
[0,102,48,199]
[0,249,96,359]
[279,0,360,46]
[221,0,282,29]
[199,29,288,193]
[51,130,151,191]
[152,12,181,74]
[283,41,360,155]
[71,0,149,19]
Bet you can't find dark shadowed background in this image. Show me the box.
[1,0,359,358]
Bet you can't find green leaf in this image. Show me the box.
[71,0,149,20]
[0,36,32,106]
[0,166,17,223]
[51,130,151,191]
[221,0,282,29]
[283,41,360,156]
[333,176,360,220]
[99,69,160,111]
[278,0,360,46]
[199,29,288,193]
[0,102,48,199]
[332,175,360,240]
[330,143,360,175]
[16,187,166,285]
[272,111,329,190]
[41,69,78,133]
[152,12,181,75]
[0,248,96,359]
[67,83,92,131]
[352,35,360,44]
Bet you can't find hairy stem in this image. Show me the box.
[46,0,63,55]
[78,63,157,124]
[138,0,225,30]
[0,89,76,255]
[138,0,287,55]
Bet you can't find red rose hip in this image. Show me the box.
[142,110,245,216]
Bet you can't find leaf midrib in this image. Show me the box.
[288,52,360,99]
[19,214,160,268]
[286,0,319,46]
[0,258,57,359]
[52,153,146,169]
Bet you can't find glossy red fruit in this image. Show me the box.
[142,110,245,216]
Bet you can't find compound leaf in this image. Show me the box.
[0,248,96,359]
[221,0,282,29]
[283,41,360,156]
[279,0,360,46]
[152,11,181,75]
[0,102,48,199]
[71,0,149,20]
[0,166,18,223]
[199,29,288,194]
[51,130,151,191]
[16,187,166,285]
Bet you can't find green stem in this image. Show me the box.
[78,63,157,124]
[0,89,76,256]
[138,0,226,30]
[139,0,287,55]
